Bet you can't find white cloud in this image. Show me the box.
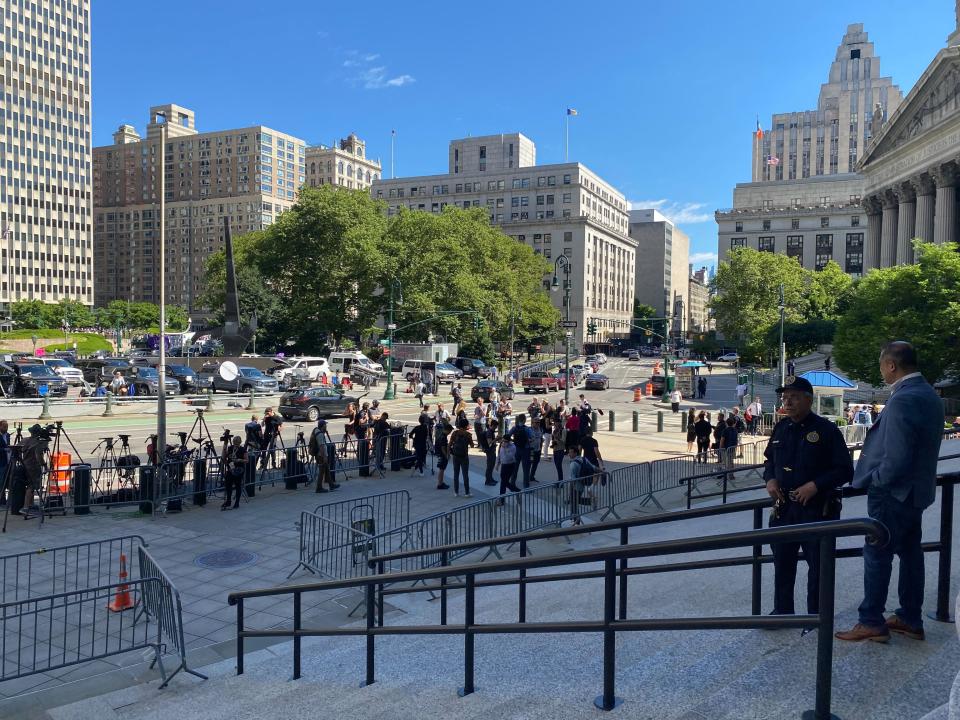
[629,199,714,225]
[689,252,718,267]
[343,51,414,90]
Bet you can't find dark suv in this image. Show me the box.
[0,362,69,398]
[447,357,491,379]
[75,358,132,384]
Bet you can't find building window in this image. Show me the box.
[730,237,747,249]
[563,174,571,184]
[759,236,775,252]
[820,216,830,228]
[845,233,864,274]
[787,235,803,259]
[791,218,800,230]
[735,221,743,232]
[851,215,860,227]
[762,219,771,231]
[563,231,573,242]
[815,234,833,270]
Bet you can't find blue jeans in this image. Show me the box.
[859,490,925,628]
[518,449,531,488]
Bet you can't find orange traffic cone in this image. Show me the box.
[107,553,135,612]
[633,387,642,403]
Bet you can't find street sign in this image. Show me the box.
[379,339,390,346]
[387,323,397,330]
[559,320,578,328]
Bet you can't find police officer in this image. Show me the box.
[308,420,340,493]
[764,376,852,616]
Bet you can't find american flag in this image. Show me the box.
[766,155,780,166]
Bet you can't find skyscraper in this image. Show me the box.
[0,0,93,315]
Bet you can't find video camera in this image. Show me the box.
[220,428,233,443]
[35,423,58,441]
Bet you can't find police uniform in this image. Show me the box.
[763,376,853,615]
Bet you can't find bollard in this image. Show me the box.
[681,412,688,432]
[102,391,114,417]
[244,455,256,497]
[284,447,301,490]
[608,410,615,432]
[591,411,598,433]
[192,459,207,506]
[657,411,664,433]
[206,389,214,412]
[39,393,52,419]
[632,411,639,433]
[247,388,255,410]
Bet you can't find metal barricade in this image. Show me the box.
[136,546,208,688]
[312,489,411,533]
[0,535,148,604]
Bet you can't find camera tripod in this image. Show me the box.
[91,433,139,501]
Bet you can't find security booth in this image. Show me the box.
[798,370,857,420]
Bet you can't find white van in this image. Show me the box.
[328,351,383,376]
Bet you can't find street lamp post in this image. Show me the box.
[778,282,786,386]
[156,120,168,464]
[382,279,402,400]
[551,255,572,406]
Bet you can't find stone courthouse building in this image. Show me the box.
[858,4,960,267]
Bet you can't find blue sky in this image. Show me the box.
[91,0,952,268]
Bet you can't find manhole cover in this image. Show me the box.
[194,549,259,569]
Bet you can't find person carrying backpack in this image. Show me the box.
[568,446,599,526]
[495,434,520,502]
[308,419,339,493]
[448,418,474,497]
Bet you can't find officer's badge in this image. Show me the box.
[806,430,820,443]
[784,375,796,385]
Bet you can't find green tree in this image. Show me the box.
[765,319,837,357]
[805,260,854,320]
[833,241,960,385]
[633,301,656,319]
[11,300,48,329]
[47,299,95,330]
[709,248,809,360]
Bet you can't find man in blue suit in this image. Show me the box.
[836,341,945,643]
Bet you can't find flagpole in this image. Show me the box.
[390,129,396,179]
[565,113,569,162]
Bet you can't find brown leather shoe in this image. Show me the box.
[834,623,890,643]
[886,615,925,641]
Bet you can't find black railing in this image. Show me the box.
[229,518,886,718]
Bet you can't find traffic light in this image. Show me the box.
[473,315,484,331]
[587,321,597,335]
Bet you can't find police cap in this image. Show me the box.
[776,376,814,395]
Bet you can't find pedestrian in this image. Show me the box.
[261,407,283,469]
[529,417,545,483]
[308,419,339,492]
[568,446,599,525]
[763,376,852,617]
[472,397,487,440]
[697,376,707,399]
[452,382,463,405]
[434,420,451,490]
[448,417,474,497]
[17,424,49,516]
[712,412,725,462]
[510,413,533,488]
[685,408,697,453]
[694,411,713,463]
[221,436,247,510]
[244,414,263,451]
[551,416,566,483]
[824,356,831,371]
[718,417,739,483]
[706,362,713,374]
[415,376,426,408]
[669,387,682,413]
[109,370,126,396]
[735,381,747,408]
[409,416,430,477]
[372,411,390,472]
[0,420,9,506]
[746,396,763,435]
[564,408,581,451]
[495,434,520,501]
[579,426,604,475]
[787,360,796,377]
[497,396,512,437]
[836,342,945,643]
[483,418,498,486]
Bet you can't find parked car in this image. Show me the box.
[40,357,85,385]
[436,362,463,383]
[522,371,560,394]
[549,372,571,390]
[717,353,740,362]
[584,373,610,390]
[471,380,515,402]
[447,357,491,379]
[270,356,331,384]
[328,351,383,376]
[165,364,211,394]
[199,363,279,393]
[278,386,361,421]
[126,366,180,396]
[75,358,132,385]
[0,362,69,398]
[627,351,641,361]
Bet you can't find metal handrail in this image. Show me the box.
[227,518,885,718]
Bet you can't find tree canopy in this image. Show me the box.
[710,248,852,361]
[833,241,960,385]
[199,185,560,355]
